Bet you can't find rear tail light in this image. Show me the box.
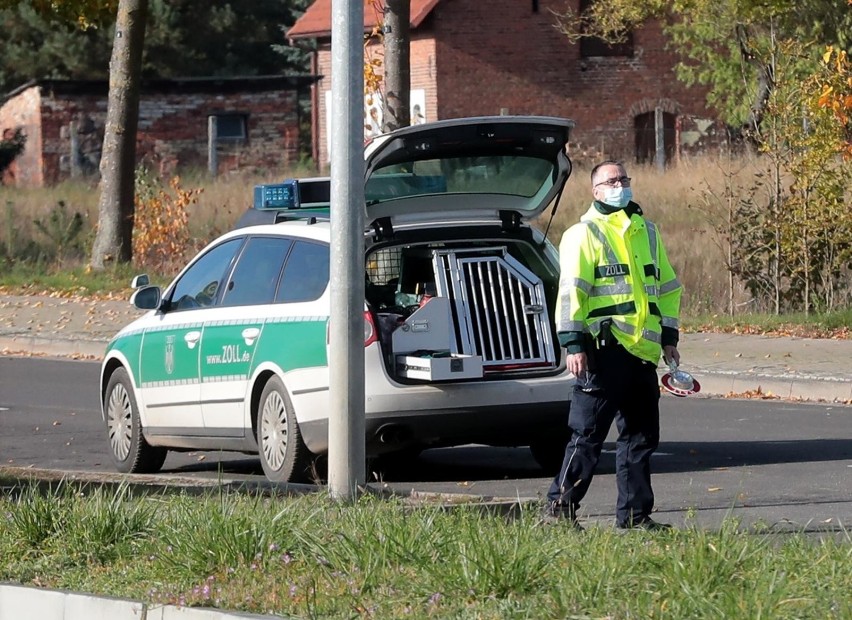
[325,312,378,347]
[364,310,378,347]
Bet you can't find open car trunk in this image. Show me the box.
[365,236,560,382]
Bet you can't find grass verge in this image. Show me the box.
[1,481,850,619]
[0,262,168,299]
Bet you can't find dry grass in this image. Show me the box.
[1,180,100,246]
[2,156,764,315]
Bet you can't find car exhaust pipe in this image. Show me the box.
[376,424,408,444]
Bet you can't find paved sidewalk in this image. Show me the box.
[1,293,851,403]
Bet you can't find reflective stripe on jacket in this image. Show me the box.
[556,203,682,363]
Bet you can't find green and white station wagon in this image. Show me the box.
[100,115,576,482]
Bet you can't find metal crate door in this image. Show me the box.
[432,249,556,368]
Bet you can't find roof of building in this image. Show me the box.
[287,0,440,40]
[2,75,319,104]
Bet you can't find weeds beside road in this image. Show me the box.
[1,480,850,619]
[3,157,850,319]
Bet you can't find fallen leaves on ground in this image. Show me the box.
[685,322,850,340]
[0,285,127,302]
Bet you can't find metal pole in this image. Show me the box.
[207,116,218,177]
[328,0,366,500]
[654,106,665,172]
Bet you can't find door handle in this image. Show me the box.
[184,330,201,349]
[242,327,261,346]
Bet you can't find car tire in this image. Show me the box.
[257,376,311,483]
[529,429,570,475]
[104,367,167,474]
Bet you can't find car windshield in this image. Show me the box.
[365,155,555,206]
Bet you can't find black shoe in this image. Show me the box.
[616,517,672,532]
[538,502,584,531]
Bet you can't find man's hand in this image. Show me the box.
[567,352,588,379]
[663,345,680,367]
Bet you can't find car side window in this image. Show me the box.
[277,241,329,303]
[168,238,243,312]
[221,236,293,307]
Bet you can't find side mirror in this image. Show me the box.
[131,285,161,310]
[131,274,150,289]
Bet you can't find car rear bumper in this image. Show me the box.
[301,402,570,455]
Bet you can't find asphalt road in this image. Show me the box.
[1,356,850,530]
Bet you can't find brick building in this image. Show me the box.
[287,0,725,167]
[0,75,315,187]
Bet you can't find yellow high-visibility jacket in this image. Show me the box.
[556,203,682,363]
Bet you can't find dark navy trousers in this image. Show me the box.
[547,343,661,527]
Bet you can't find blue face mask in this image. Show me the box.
[601,186,633,209]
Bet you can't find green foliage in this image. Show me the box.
[0,3,113,93]
[1,484,851,618]
[155,493,292,577]
[63,483,158,564]
[8,483,70,548]
[142,0,311,78]
[32,200,87,264]
[0,0,118,23]
[772,52,852,313]
[0,259,165,294]
[738,39,852,314]
[7,482,157,567]
[692,52,852,317]
[554,0,852,129]
[0,0,311,94]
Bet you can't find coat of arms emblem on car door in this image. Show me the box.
[165,335,175,375]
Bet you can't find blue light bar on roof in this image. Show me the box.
[253,179,301,210]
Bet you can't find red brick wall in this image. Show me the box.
[431,0,718,163]
[133,89,301,177]
[39,89,106,185]
[308,0,722,169]
[1,83,302,187]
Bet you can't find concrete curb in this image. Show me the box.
[0,465,528,512]
[0,335,105,359]
[0,584,279,619]
[684,370,852,403]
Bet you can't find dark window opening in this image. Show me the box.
[579,0,634,58]
[222,236,293,307]
[213,114,247,141]
[634,111,676,165]
[532,0,539,12]
[277,241,330,303]
[168,238,243,311]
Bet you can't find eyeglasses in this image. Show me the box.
[595,176,632,187]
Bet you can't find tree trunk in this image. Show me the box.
[381,0,410,132]
[90,0,148,270]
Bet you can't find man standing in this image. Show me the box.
[543,160,682,530]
